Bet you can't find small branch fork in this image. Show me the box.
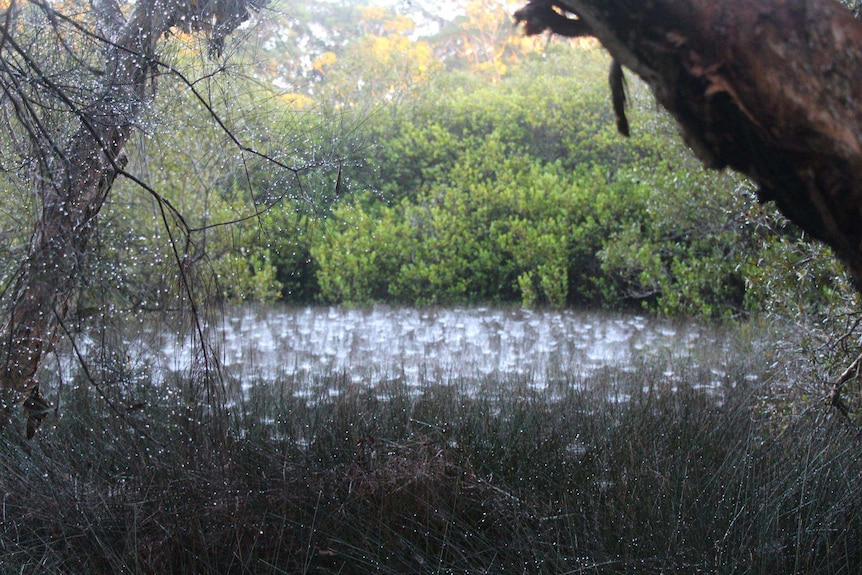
[827,350,862,431]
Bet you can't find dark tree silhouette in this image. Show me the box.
[516,0,862,289]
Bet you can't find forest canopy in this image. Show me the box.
[128,0,851,318]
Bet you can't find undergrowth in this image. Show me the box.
[0,340,860,574]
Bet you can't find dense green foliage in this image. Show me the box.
[186,42,860,317]
[0,2,846,321]
[302,45,852,317]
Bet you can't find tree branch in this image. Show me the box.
[517,0,862,290]
[0,0,269,433]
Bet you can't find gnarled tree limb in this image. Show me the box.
[516,0,862,290]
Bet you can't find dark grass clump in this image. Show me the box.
[1,348,861,574]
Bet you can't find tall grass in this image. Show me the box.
[0,325,860,574]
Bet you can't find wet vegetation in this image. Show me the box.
[2,320,861,574]
[2,0,862,573]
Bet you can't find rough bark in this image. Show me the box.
[0,0,262,433]
[516,0,862,289]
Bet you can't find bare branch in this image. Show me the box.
[0,0,270,434]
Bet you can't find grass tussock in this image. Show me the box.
[0,335,861,574]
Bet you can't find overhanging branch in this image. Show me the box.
[516,0,862,290]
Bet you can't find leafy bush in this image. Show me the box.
[59,40,855,319]
[308,44,812,316]
[599,163,755,317]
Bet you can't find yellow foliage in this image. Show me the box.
[358,6,386,22]
[476,60,507,77]
[313,51,338,72]
[383,14,415,35]
[280,93,314,109]
[370,35,413,62]
[167,30,203,59]
[454,0,545,80]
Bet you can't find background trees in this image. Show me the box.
[3,0,850,320]
[48,0,849,318]
[254,36,851,318]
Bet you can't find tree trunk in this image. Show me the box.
[0,0,261,433]
[517,0,862,288]
[0,3,154,424]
